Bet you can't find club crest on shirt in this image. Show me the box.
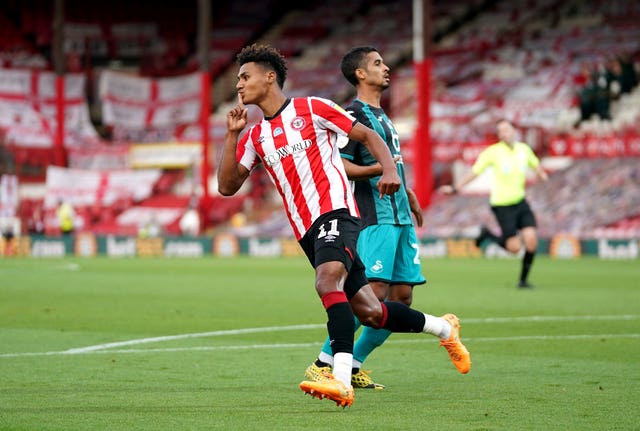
[290,116,306,131]
[273,127,284,137]
[370,260,384,273]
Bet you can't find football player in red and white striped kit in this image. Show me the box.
[218,44,470,408]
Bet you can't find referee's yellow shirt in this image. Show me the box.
[471,141,540,206]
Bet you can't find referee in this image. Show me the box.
[440,119,548,288]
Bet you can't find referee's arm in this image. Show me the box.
[534,165,549,182]
[438,171,478,195]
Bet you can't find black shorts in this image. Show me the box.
[491,199,537,239]
[298,209,368,299]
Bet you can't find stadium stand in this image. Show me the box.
[421,157,640,240]
[0,0,638,239]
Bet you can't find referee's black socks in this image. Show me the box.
[520,250,535,283]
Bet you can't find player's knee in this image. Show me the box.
[369,281,389,301]
[388,293,412,306]
[355,302,384,327]
[314,262,346,296]
[400,296,412,306]
[388,285,413,305]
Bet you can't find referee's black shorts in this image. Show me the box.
[299,209,368,299]
[491,199,537,239]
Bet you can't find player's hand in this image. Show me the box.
[377,171,401,198]
[227,93,248,132]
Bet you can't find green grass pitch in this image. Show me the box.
[1,256,639,430]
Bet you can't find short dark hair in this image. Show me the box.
[341,46,378,87]
[237,44,288,89]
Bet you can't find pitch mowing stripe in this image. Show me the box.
[1,334,639,358]
[1,314,638,358]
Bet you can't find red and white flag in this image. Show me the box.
[100,70,202,129]
[0,68,98,148]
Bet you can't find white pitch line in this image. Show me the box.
[66,314,639,354]
[63,324,325,354]
[1,314,638,359]
[463,315,639,323]
[1,334,638,358]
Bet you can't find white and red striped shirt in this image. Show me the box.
[236,97,360,239]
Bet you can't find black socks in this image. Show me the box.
[379,301,426,333]
[326,301,355,355]
[520,250,535,283]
